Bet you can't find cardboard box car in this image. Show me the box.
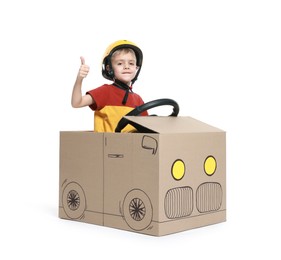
[59,116,226,236]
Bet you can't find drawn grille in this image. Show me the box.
[164,186,193,219]
[196,182,223,213]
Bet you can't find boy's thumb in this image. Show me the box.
[80,56,85,65]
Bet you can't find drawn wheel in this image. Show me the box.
[123,189,153,231]
[62,182,86,219]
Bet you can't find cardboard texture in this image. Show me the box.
[59,116,226,236]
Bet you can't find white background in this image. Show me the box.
[1,0,280,259]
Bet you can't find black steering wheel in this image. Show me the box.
[115,98,179,132]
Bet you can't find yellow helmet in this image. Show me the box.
[101,40,143,84]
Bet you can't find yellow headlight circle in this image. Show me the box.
[172,159,185,180]
[204,156,217,176]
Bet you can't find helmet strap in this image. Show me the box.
[113,79,133,105]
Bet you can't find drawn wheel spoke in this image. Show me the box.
[129,198,146,221]
[67,190,80,210]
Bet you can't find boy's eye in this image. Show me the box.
[115,61,136,66]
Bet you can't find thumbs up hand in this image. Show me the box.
[78,56,90,78]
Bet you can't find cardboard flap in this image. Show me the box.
[124,116,224,133]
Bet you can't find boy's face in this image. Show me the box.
[110,50,139,85]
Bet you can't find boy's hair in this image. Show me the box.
[111,48,137,61]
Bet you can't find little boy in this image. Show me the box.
[71,40,148,132]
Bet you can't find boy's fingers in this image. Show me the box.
[80,56,85,65]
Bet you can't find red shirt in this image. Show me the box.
[86,84,148,132]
